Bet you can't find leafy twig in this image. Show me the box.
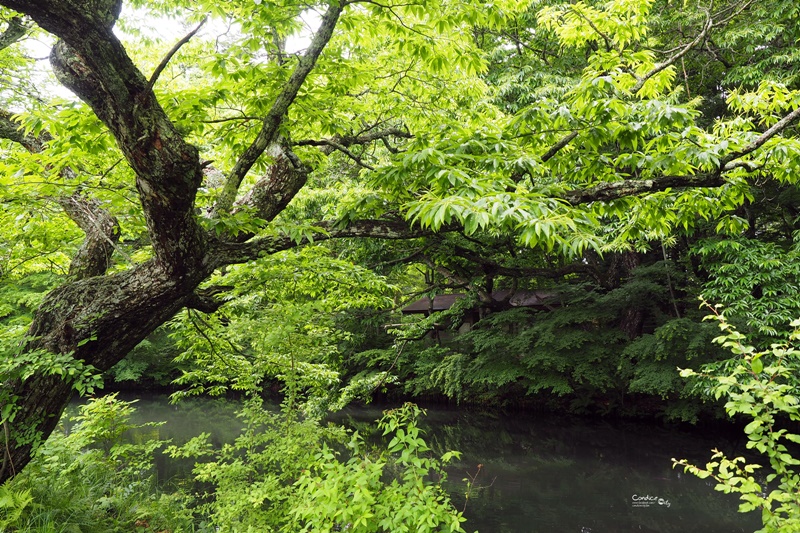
[462,463,494,512]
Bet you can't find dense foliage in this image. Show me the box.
[0,394,194,532]
[0,395,467,532]
[2,0,800,529]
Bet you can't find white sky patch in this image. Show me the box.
[287,9,320,53]
[18,4,320,105]
[117,4,317,55]
[18,33,71,104]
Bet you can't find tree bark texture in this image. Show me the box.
[0,0,419,484]
[0,0,278,483]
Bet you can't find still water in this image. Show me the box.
[113,395,761,533]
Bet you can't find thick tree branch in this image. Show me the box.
[452,246,589,280]
[209,217,442,267]
[418,253,491,303]
[562,173,725,204]
[233,143,311,225]
[50,38,205,271]
[541,131,579,163]
[292,127,413,168]
[324,140,376,169]
[563,104,800,204]
[720,106,800,169]
[293,127,413,149]
[2,0,207,272]
[213,1,345,215]
[0,0,351,485]
[0,110,47,151]
[0,15,26,51]
[184,284,236,313]
[55,194,120,279]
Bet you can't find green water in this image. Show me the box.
[108,394,761,533]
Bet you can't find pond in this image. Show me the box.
[109,394,761,533]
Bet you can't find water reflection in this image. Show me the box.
[95,395,760,533]
[334,406,759,533]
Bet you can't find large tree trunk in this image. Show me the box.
[1,258,214,481]
[0,0,458,484]
[0,0,270,484]
[2,376,71,481]
[0,1,210,481]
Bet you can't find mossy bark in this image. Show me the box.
[0,0,411,484]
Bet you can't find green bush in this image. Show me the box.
[167,399,468,532]
[290,404,467,533]
[0,393,194,533]
[1,395,469,532]
[675,310,800,532]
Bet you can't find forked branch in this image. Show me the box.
[720,106,800,169]
[213,1,345,215]
[631,14,713,95]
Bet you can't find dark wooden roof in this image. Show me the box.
[401,290,557,314]
[402,294,463,314]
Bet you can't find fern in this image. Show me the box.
[0,486,35,528]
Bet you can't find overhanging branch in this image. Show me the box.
[563,103,800,205]
[185,286,231,313]
[0,110,47,151]
[293,127,413,149]
[631,14,713,95]
[418,253,490,302]
[0,16,26,51]
[452,246,590,279]
[541,131,579,163]
[720,106,800,169]
[561,173,725,204]
[292,127,413,169]
[209,217,443,267]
